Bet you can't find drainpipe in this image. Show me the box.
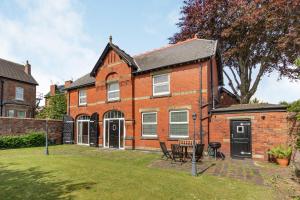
[0,79,4,117]
[199,63,203,144]
[210,57,215,110]
[67,92,70,115]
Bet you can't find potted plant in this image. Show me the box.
[268,145,292,167]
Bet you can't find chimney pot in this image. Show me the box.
[24,60,31,75]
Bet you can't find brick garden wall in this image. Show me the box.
[210,111,289,160]
[0,117,63,144]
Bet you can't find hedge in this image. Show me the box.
[0,132,46,149]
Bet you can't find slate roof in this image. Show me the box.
[0,58,38,85]
[66,73,95,90]
[212,103,287,113]
[133,38,218,72]
[68,38,221,90]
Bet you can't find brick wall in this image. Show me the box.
[0,117,63,144]
[1,78,36,118]
[210,111,290,160]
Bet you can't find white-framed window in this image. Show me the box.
[15,87,24,101]
[169,110,189,138]
[78,89,87,105]
[107,82,120,101]
[7,110,14,117]
[152,74,170,96]
[142,112,157,137]
[17,111,26,118]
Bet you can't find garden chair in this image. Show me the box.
[189,144,204,162]
[171,144,184,164]
[159,142,172,160]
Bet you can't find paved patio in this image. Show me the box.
[149,156,300,199]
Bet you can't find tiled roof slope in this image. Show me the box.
[212,103,287,113]
[0,58,38,85]
[134,38,217,72]
[66,73,95,90]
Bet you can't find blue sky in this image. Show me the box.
[0,0,299,104]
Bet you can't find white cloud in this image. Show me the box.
[0,0,98,104]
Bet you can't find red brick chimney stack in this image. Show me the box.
[50,84,57,96]
[64,80,73,89]
[24,60,31,75]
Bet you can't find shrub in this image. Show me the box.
[0,132,45,149]
[267,145,292,159]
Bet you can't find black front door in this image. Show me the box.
[230,120,251,158]
[109,120,119,148]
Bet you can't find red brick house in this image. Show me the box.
[0,58,38,118]
[65,36,288,160]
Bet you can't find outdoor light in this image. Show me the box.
[192,113,197,121]
[191,112,197,176]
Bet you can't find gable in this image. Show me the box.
[90,43,138,77]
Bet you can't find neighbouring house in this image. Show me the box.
[64,36,289,160]
[0,58,38,118]
[44,81,72,106]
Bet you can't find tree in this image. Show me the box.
[37,93,67,120]
[170,0,300,103]
[249,97,267,104]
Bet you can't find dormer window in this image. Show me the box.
[153,74,170,96]
[15,87,24,101]
[78,89,87,106]
[107,82,120,101]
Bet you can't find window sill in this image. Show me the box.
[15,99,24,101]
[167,137,189,141]
[141,136,158,140]
[106,99,121,103]
[151,93,171,99]
[78,104,87,107]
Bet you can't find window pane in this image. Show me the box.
[7,110,14,117]
[79,90,86,97]
[79,97,86,104]
[154,84,169,94]
[143,113,156,123]
[16,87,24,100]
[108,82,119,91]
[17,111,26,118]
[171,111,188,122]
[143,124,157,136]
[153,74,168,84]
[108,91,119,99]
[170,124,188,136]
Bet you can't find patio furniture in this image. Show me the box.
[189,144,205,162]
[208,142,224,160]
[179,139,200,159]
[171,144,184,163]
[159,142,172,160]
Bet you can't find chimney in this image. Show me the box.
[109,35,112,44]
[24,60,31,75]
[50,84,57,96]
[64,80,73,89]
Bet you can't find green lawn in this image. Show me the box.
[0,145,275,200]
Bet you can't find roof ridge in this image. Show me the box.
[0,57,24,68]
[133,37,216,58]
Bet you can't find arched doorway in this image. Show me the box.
[103,110,125,149]
[77,115,90,145]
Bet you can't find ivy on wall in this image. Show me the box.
[37,93,67,120]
